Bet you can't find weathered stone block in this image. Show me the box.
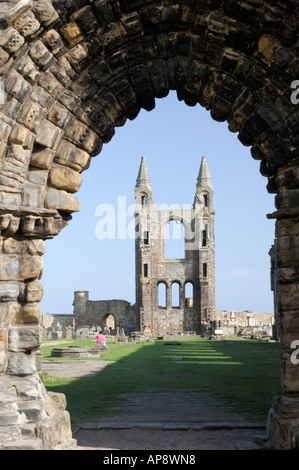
[92,86,125,126]
[0,47,9,67]
[60,22,83,48]
[15,54,41,84]
[27,239,45,256]
[9,124,35,150]
[49,164,83,193]
[276,235,299,267]
[58,90,80,112]
[29,40,53,67]
[27,169,48,186]
[5,217,21,236]
[30,86,55,109]
[1,96,21,121]
[17,99,43,131]
[277,267,299,284]
[0,406,19,426]
[36,408,75,449]
[19,216,36,236]
[30,148,54,170]
[32,0,58,25]
[3,239,23,255]
[0,254,43,282]
[0,282,19,301]
[25,281,43,303]
[4,70,32,103]
[278,282,299,312]
[281,353,299,395]
[0,0,34,28]
[66,44,88,72]
[81,102,115,142]
[8,326,43,351]
[47,103,70,128]
[6,143,31,167]
[7,351,37,376]
[108,73,139,120]
[0,328,7,374]
[64,119,100,154]
[0,142,7,163]
[35,120,62,149]
[276,189,299,212]
[0,302,21,328]
[13,11,40,38]
[97,23,123,49]
[55,139,90,172]
[38,71,64,98]
[21,181,46,207]
[45,187,80,213]
[42,29,65,56]
[17,400,46,423]
[47,391,67,411]
[121,12,143,36]
[0,375,20,403]
[0,27,25,54]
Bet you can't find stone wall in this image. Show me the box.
[70,293,275,338]
[42,313,74,330]
[73,290,138,334]
[215,310,274,328]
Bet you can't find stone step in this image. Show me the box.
[1,438,44,450]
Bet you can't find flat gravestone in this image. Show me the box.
[51,346,101,358]
[163,341,181,346]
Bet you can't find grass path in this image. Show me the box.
[41,337,281,428]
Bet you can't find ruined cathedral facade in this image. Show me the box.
[134,156,215,336]
[73,156,215,335]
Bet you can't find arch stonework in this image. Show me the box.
[0,0,298,449]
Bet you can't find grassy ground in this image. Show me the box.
[41,337,282,428]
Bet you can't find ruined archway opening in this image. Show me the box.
[102,313,115,331]
[185,282,193,308]
[164,219,185,260]
[171,282,181,308]
[157,282,167,308]
[41,93,275,319]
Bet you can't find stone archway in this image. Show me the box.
[0,0,298,449]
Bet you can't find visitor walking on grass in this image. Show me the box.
[96,330,106,345]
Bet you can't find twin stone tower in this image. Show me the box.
[134,155,215,336]
[75,155,215,336]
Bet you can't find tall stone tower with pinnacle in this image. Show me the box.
[134,156,215,336]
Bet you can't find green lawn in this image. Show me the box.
[41,337,282,428]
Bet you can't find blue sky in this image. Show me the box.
[41,91,276,315]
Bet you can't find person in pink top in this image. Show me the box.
[96,330,106,345]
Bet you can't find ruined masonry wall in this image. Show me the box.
[215,310,274,327]
[85,300,138,333]
[73,291,138,333]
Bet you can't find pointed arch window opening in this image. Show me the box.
[158,282,167,308]
[171,282,180,308]
[164,220,185,260]
[103,314,115,331]
[184,282,194,308]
